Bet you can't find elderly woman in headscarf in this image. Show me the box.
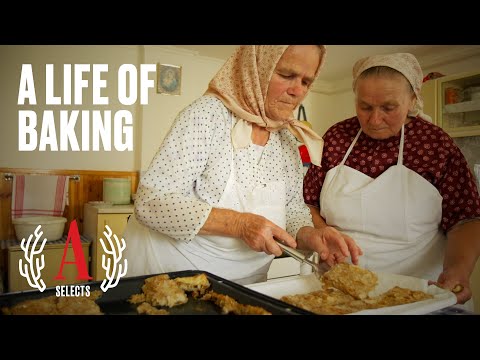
[303,52,480,308]
[123,45,362,285]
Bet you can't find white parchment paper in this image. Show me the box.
[246,272,457,315]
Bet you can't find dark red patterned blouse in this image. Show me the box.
[303,116,480,232]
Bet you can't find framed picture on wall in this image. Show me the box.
[157,63,182,95]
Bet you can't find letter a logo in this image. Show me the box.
[54,219,93,280]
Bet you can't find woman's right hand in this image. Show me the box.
[235,212,296,257]
[295,225,362,267]
[316,225,363,266]
[306,205,363,266]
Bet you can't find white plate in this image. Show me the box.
[246,272,457,315]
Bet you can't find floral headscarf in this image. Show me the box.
[204,45,327,166]
[352,52,432,122]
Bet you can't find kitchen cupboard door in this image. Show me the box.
[90,213,131,281]
[8,241,90,292]
[422,71,480,137]
[436,71,480,137]
[83,203,133,281]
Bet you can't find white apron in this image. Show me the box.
[123,115,286,285]
[320,125,474,310]
[320,125,447,280]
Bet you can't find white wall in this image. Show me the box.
[304,91,355,137]
[140,46,224,170]
[0,45,139,171]
[422,55,480,79]
[307,54,480,137]
[0,45,225,172]
[2,46,479,172]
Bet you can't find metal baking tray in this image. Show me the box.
[0,270,312,315]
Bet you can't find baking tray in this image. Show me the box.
[0,270,312,315]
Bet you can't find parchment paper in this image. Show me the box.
[246,272,457,315]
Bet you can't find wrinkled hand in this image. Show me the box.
[428,267,472,304]
[235,213,296,257]
[297,226,363,267]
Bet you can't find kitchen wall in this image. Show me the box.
[307,91,355,137]
[1,46,479,173]
[140,46,224,170]
[0,45,330,172]
[307,53,480,137]
[0,46,226,172]
[0,45,139,171]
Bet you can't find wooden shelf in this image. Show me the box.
[444,100,480,114]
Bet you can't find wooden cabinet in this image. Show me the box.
[7,237,91,292]
[83,203,133,281]
[422,71,480,137]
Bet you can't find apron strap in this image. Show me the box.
[341,125,405,166]
[341,129,362,165]
[397,124,405,166]
[323,128,362,196]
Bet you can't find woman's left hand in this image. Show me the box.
[428,267,472,304]
[296,226,363,267]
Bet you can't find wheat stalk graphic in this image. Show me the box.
[19,225,47,292]
[99,225,128,292]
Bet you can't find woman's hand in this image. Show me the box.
[435,220,480,305]
[234,212,297,257]
[428,266,472,304]
[296,226,363,267]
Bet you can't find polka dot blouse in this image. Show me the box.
[135,96,313,242]
[304,116,480,232]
